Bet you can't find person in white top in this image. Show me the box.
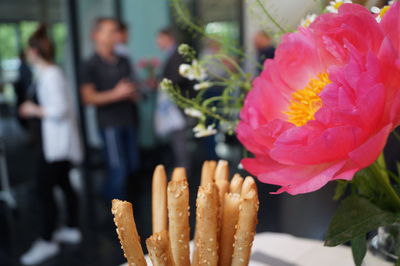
[18,25,83,266]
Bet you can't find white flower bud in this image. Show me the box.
[193,124,217,138]
[194,81,212,91]
[184,108,203,119]
[160,78,173,91]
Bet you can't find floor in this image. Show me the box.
[0,109,339,266]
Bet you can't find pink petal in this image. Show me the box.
[348,124,393,167]
[380,1,400,54]
[270,125,363,165]
[258,160,346,195]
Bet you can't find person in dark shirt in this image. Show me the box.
[14,51,33,130]
[253,31,275,73]
[80,18,139,200]
[156,27,191,170]
[157,28,192,97]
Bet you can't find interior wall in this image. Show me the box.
[121,0,170,67]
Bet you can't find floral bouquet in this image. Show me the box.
[138,57,160,90]
[138,57,160,77]
[163,0,400,265]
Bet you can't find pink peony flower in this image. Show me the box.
[237,3,400,195]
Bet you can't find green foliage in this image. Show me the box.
[351,235,367,266]
[325,196,399,247]
[51,23,67,64]
[333,180,348,201]
[20,21,39,48]
[353,163,400,213]
[0,24,18,60]
[328,158,400,265]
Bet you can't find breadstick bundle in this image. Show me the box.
[111,160,259,266]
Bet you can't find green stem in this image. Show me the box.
[171,0,262,68]
[255,0,288,34]
[370,160,400,212]
[202,95,237,107]
[168,86,228,122]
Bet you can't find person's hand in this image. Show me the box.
[19,101,42,118]
[145,78,158,90]
[129,85,141,102]
[113,79,136,101]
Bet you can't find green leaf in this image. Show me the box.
[333,180,348,201]
[351,235,366,266]
[325,196,399,246]
[352,164,400,213]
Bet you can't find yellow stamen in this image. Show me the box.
[284,73,331,127]
[380,5,390,18]
[334,2,344,9]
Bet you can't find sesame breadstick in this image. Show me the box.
[194,161,216,265]
[152,165,168,233]
[231,189,259,266]
[218,193,241,266]
[167,179,191,266]
[172,167,187,182]
[200,161,216,186]
[194,183,219,266]
[146,230,175,266]
[230,174,244,194]
[215,160,229,182]
[111,200,147,266]
[241,176,257,197]
[215,160,230,207]
[209,160,217,179]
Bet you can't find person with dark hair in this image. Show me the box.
[13,51,33,131]
[115,21,129,57]
[253,31,275,72]
[19,24,83,265]
[156,27,191,170]
[81,18,140,200]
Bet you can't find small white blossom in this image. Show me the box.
[300,14,317,27]
[193,124,217,138]
[190,60,207,81]
[194,81,212,91]
[179,64,192,78]
[178,60,207,81]
[371,3,393,23]
[178,43,191,56]
[326,0,352,13]
[184,108,203,119]
[160,78,173,91]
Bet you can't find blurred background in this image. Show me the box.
[0,0,391,265]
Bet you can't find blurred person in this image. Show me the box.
[13,51,41,145]
[114,21,130,58]
[80,18,140,200]
[156,27,191,169]
[253,31,275,72]
[199,38,234,160]
[14,51,33,128]
[19,25,83,265]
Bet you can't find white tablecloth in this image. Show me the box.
[121,232,390,266]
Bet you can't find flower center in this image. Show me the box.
[284,73,331,127]
[380,5,390,18]
[334,2,344,9]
